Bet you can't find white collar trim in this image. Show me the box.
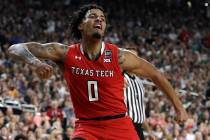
[80,42,105,55]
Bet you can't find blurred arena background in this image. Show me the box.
[0,0,209,139]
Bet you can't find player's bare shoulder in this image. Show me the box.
[118,48,134,65]
[118,48,126,65]
[118,48,140,72]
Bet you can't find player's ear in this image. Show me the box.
[78,23,83,31]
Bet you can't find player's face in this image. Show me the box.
[79,9,106,39]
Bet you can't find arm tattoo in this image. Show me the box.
[44,43,68,62]
[118,48,125,65]
[9,42,68,64]
[47,46,56,53]
[23,47,36,60]
[44,43,68,55]
[24,47,41,65]
[8,44,41,65]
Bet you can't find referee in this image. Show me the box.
[124,47,146,140]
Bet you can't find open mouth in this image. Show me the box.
[94,24,102,30]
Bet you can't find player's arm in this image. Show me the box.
[118,48,188,123]
[8,42,68,64]
[8,42,68,79]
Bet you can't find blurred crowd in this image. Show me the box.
[0,0,209,139]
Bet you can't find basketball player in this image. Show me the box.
[8,4,188,140]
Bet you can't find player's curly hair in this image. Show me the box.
[69,4,104,40]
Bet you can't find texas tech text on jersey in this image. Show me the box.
[71,66,114,77]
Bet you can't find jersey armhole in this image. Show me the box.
[63,45,75,70]
[114,45,124,75]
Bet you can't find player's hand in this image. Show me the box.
[34,62,53,79]
[175,108,188,124]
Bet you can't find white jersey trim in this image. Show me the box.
[80,42,105,55]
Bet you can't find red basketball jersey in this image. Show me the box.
[64,42,126,119]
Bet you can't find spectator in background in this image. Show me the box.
[63,126,74,140]
[62,95,75,127]
[5,107,14,123]
[205,81,210,101]
[0,110,6,129]
[179,26,190,45]
[203,34,210,49]
[8,84,19,99]
[47,100,63,123]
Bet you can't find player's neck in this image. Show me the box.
[81,38,102,60]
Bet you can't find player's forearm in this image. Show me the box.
[8,43,42,66]
[151,73,184,111]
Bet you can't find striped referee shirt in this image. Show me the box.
[124,73,146,124]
